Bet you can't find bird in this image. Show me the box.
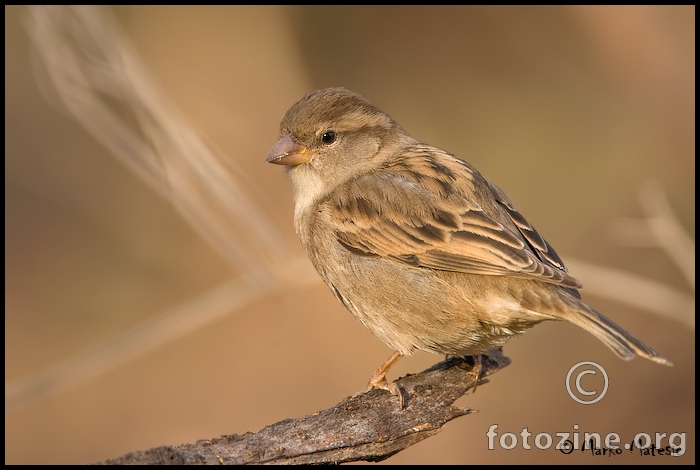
[266,87,672,406]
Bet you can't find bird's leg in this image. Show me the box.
[469,354,483,393]
[365,351,405,407]
[457,354,484,392]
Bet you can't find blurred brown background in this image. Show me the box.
[5,6,694,464]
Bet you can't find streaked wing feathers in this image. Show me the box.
[329,146,582,289]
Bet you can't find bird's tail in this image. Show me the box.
[567,304,672,366]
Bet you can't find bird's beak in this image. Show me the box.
[266,134,311,166]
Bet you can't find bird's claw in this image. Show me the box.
[366,377,405,408]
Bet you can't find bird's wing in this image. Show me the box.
[327,145,582,290]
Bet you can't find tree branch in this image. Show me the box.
[100,353,510,464]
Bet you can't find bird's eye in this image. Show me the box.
[321,130,336,144]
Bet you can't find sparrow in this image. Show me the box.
[266,87,671,406]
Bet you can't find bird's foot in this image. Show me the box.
[469,354,484,393]
[365,376,405,408]
[457,354,484,393]
[365,351,405,408]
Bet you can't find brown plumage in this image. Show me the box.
[266,87,671,405]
